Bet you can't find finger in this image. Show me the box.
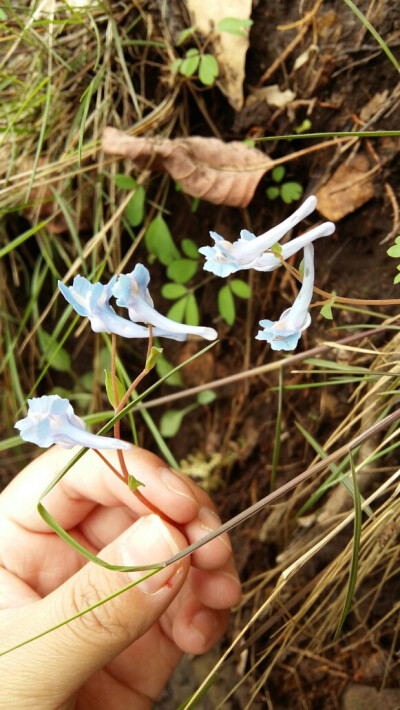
[188,561,242,610]
[0,445,199,532]
[184,507,233,569]
[0,515,190,708]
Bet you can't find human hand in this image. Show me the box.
[0,445,241,709]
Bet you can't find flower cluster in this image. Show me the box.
[199,195,335,351]
[15,198,334,452]
[58,264,218,342]
[16,265,218,451]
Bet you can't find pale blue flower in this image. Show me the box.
[15,395,132,450]
[256,243,315,351]
[58,275,153,338]
[199,195,335,277]
[112,264,218,341]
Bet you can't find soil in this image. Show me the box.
[3,0,400,708]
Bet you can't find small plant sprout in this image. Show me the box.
[199,195,334,277]
[15,395,131,450]
[256,243,315,351]
[266,166,304,204]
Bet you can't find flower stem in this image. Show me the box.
[93,449,125,481]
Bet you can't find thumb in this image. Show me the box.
[0,515,190,706]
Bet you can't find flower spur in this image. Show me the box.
[199,195,335,277]
[256,243,316,351]
[112,264,218,341]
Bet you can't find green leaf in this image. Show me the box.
[162,283,188,299]
[320,299,335,320]
[243,138,256,148]
[394,273,400,284]
[160,409,186,438]
[170,58,182,73]
[266,186,280,200]
[167,296,188,323]
[181,238,199,259]
[180,49,200,77]
[145,346,163,372]
[272,165,285,183]
[270,241,282,255]
[218,285,235,325]
[176,26,197,46]
[104,369,125,408]
[155,354,184,387]
[38,330,71,373]
[280,181,303,204]
[295,119,312,134]
[145,215,180,265]
[167,259,198,284]
[128,474,144,491]
[0,9,7,20]
[190,196,200,212]
[185,293,199,326]
[198,54,219,86]
[216,17,253,36]
[114,174,137,190]
[126,186,145,227]
[230,279,251,298]
[197,389,216,405]
[387,243,400,258]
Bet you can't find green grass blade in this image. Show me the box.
[343,0,400,73]
[0,219,51,257]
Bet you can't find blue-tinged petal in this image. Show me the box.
[239,229,256,241]
[200,195,335,276]
[58,276,91,317]
[113,265,218,341]
[256,244,315,351]
[15,395,131,450]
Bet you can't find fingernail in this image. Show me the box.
[199,507,232,551]
[190,609,217,647]
[121,515,181,594]
[159,468,198,505]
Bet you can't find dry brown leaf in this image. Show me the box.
[185,0,252,111]
[247,84,296,108]
[102,127,272,207]
[315,154,375,221]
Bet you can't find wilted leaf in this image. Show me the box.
[315,154,375,221]
[102,127,272,208]
[247,84,296,108]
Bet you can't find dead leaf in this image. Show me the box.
[185,0,252,111]
[360,90,389,122]
[247,84,296,108]
[315,154,375,221]
[102,127,272,207]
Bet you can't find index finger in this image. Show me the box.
[0,445,200,532]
